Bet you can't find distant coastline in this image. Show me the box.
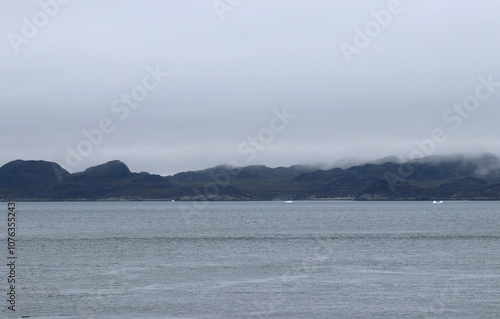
[2,153,500,201]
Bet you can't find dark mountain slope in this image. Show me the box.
[170,164,316,183]
[296,153,500,200]
[55,161,174,200]
[0,160,69,200]
[1,153,500,201]
[170,164,317,200]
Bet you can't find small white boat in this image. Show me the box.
[285,200,293,203]
[432,200,443,204]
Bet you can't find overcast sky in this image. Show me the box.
[1,0,500,175]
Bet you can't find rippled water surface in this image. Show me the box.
[4,201,500,318]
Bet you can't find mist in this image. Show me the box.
[1,0,500,175]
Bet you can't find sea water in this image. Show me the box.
[3,201,500,318]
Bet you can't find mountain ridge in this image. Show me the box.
[1,154,500,201]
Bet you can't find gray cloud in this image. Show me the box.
[1,0,500,175]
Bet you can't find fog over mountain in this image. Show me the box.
[2,153,500,201]
[1,1,500,175]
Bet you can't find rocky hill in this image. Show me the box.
[1,154,500,201]
[0,160,69,200]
